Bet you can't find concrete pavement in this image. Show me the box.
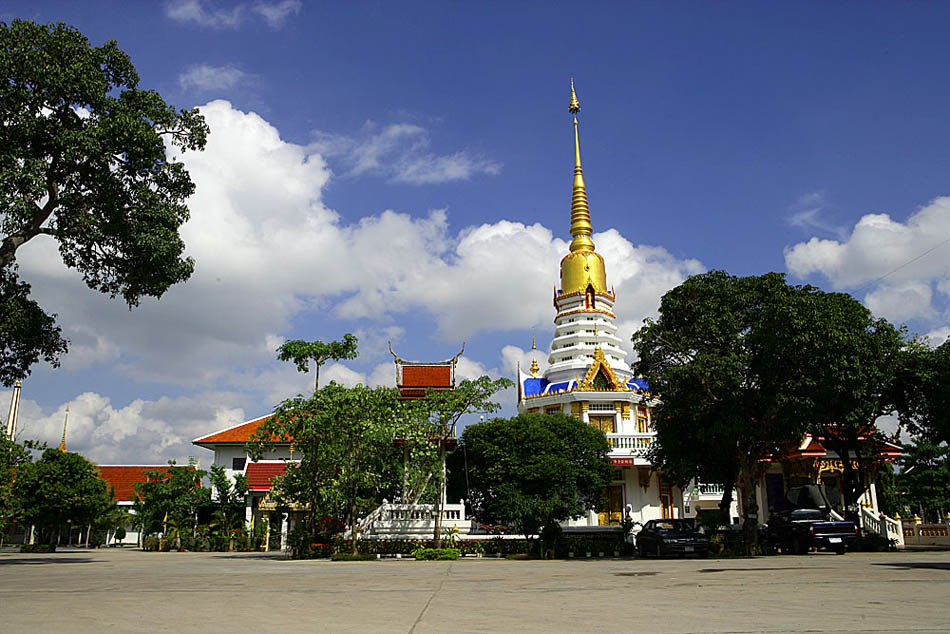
[1,548,948,633]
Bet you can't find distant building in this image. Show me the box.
[97,465,175,546]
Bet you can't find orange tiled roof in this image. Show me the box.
[192,415,287,446]
[97,465,173,501]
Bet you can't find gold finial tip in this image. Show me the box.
[569,78,580,114]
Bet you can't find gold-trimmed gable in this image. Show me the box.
[575,348,630,392]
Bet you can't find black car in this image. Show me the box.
[636,519,710,558]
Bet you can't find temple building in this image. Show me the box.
[517,81,683,526]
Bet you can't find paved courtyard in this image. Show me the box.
[1,547,948,633]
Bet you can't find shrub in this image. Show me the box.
[330,553,378,561]
[19,543,54,553]
[142,536,160,552]
[412,547,460,560]
[505,553,537,560]
[456,539,485,556]
[850,532,894,552]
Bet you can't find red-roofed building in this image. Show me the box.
[193,414,296,551]
[96,465,177,546]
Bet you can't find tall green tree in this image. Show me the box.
[896,339,950,445]
[276,334,359,392]
[796,290,907,520]
[132,462,209,541]
[420,375,512,547]
[462,412,612,546]
[13,448,112,546]
[633,271,822,546]
[248,382,423,555]
[208,463,248,550]
[896,440,950,522]
[0,19,208,385]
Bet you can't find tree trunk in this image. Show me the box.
[314,361,320,393]
[433,440,447,549]
[718,479,735,525]
[739,462,759,554]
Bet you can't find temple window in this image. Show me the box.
[590,415,614,433]
[545,406,561,415]
[232,457,246,471]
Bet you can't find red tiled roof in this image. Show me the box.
[97,466,174,501]
[245,462,288,491]
[401,365,452,388]
[193,415,289,446]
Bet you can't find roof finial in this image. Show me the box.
[531,328,537,351]
[569,77,580,114]
[568,78,594,253]
[58,407,69,452]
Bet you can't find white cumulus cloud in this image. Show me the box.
[785,196,950,323]
[179,64,254,92]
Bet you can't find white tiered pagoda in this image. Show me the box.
[517,81,682,526]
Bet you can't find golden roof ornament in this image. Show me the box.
[529,358,540,377]
[58,407,69,452]
[569,77,581,114]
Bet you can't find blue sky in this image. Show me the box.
[3,1,950,463]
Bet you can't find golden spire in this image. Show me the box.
[569,79,594,253]
[529,329,540,377]
[58,407,69,452]
[559,78,607,296]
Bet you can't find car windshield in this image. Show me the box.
[653,520,695,532]
[790,509,824,521]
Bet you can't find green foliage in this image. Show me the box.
[330,552,378,561]
[412,547,460,560]
[248,382,424,555]
[0,19,208,385]
[276,334,358,392]
[0,268,68,382]
[849,532,894,552]
[896,339,950,445]
[632,270,907,536]
[897,440,950,522]
[0,435,34,533]
[20,543,54,553]
[419,375,513,546]
[132,462,209,540]
[794,290,906,518]
[462,412,612,541]
[12,448,112,544]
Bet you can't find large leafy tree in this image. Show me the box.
[0,19,208,385]
[13,448,113,546]
[276,334,359,392]
[248,382,425,555]
[462,412,612,544]
[797,290,907,520]
[896,338,950,445]
[633,271,821,544]
[420,375,512,547]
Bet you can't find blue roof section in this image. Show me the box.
[627,377,650,392]
[520,373,650,400]
[522,377,548,397]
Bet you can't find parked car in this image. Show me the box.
[765,508,858,555]
[765,486,858,555]
[636,519,710,558]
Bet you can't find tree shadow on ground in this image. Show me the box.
[0,557,95,565]
[873,562,950,571]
